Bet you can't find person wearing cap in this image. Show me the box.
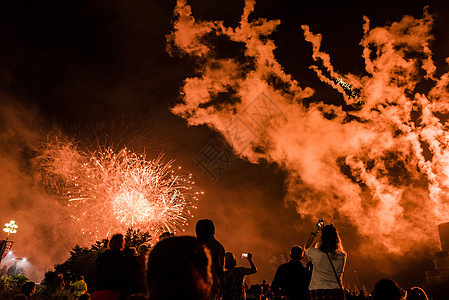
[222,252,257,300]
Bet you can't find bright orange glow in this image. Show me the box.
[168,0,449,254]
[34,141,201,239]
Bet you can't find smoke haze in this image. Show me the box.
[0,0,448,291]
[168,0,449,284]
[0,100,76,281]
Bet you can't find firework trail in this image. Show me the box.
[34,141,201,239]
[168,0,449,255]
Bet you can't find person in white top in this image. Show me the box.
[304,223,347,300]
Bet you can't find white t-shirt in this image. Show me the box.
[306,246,347,290]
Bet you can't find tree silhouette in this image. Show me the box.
[41,228,151,296]
[124,228,152,249]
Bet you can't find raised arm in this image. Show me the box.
[305,224,321,250]
[242,253,257,275]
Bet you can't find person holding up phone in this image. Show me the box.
[304,221,347,300]
[222,252,257,300]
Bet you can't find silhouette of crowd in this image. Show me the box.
[4,219,435,300]
[90,219,260,300]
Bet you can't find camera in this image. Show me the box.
[241,253,248,258]
[317,219,324,229]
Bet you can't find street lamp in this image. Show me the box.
[3,220,18,240]
[1,220,18,262]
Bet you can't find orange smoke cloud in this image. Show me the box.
[168,0,449,257]
[0,101,75,282]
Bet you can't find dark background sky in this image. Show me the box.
[0,0,448,290]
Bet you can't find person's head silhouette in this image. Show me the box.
[225,252,237,269]
[147,236,212,300]
[406,287,428,300]
[290,245,304,261]
[109,234,125,251]
[195,219,215,240]
[373,278,403,300]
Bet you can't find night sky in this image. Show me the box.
[1,0,449,291]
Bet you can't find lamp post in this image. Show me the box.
[3,220,18,241]
[1,220,18,262]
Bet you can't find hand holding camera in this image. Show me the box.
[316,219,324,230]
[312,218,324,235]
[242,253,252,260]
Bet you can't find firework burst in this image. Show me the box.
[36,142,201,239]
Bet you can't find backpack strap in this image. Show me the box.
[325,252,343,291]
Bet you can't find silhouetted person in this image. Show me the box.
[272,246,310,300]
[305,224,347,300]
[359,289,367,300]
[406,287,428,300]
[137,244,150,273]
[54,273,65,294]
[372,278,403,300]
[92,233,126,300]
[124,246,145,296]
[23,281,36,298]
[196,219,225,299]
[247,284,262,300]
[222,252,257,300]
[79,293,92,300]
[73,276,88,298]
[159,232,174,241]
[261,280,269,295]
[136,243,150,294]
[13,281,36,300]
[146,236,213,300]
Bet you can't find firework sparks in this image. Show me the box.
[36,143,201,239]
[32,137,83,195]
